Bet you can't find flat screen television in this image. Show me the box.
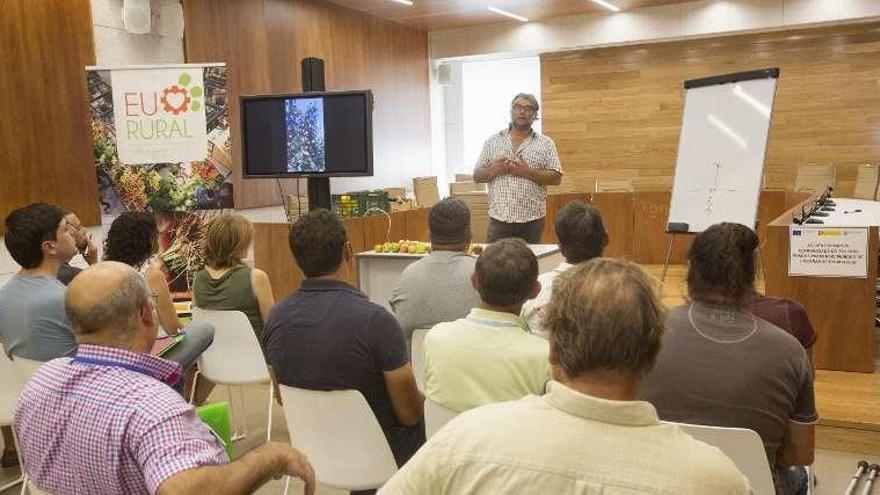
[241,90,373,178]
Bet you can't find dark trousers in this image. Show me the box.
[351,422,425,495]
[486,217,545,244]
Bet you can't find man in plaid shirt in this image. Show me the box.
[15,262,315,495]
[474,93,563,243]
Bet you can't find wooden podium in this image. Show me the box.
[764,195,878,372]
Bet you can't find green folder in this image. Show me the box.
[196,402,234,459]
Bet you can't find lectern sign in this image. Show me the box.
[789,227,868,278]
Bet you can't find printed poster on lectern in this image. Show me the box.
[789,226,868,278]
[85,63,232,287]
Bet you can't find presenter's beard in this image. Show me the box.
[511,119,531,132]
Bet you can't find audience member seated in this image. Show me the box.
[424,238,550,412]
[0,203,78,360]
[390,197,480,342]
[14,262,316,495]
[521,200,607,338]
[639,222,817,495]
[734,228,815,348]
[380,258,750,494]
[263,209,425,471]
[57,210,98,285]
[0,203,78,470]
[103,212,215,392]
[193,213,274,342]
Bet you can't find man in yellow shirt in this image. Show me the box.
[424,238,550,412]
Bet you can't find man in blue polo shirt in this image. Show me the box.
[264,209,425,473]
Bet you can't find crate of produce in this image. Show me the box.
[358,190,390,216]
[332,190,390,218]
[331,194,362,218]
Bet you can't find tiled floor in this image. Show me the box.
[2,383,878,494]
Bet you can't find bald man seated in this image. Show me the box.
[14,262,316,495]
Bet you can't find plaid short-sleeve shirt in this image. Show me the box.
[475,128,562,223]
[15,344,228,495]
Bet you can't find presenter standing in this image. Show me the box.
[473,93,562,243]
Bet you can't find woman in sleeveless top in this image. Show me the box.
[192,213,275,342]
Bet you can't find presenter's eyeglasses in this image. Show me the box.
[511,104,537,113]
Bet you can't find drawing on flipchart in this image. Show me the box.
[685,160,741,216]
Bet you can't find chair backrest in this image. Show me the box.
[673,422,775,495]
[410,328,428,391]
[794,164,836,193]
[424,398,458,439]
[191,308,269,385]
[278,385,397,491]
[853,163,879,200]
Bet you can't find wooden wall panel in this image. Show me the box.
[542,22,880,198]
[592,192,635,260]
[0,0,100,233]
[182,0,431,209]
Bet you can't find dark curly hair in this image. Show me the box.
[687,222,759,305]
[289,209,348,278]
[4,203,65,269]
[103,212,159,268]
[554,201,608,264]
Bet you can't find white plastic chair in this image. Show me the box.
[410,329,428,392]
[190,309,274,442]
[673,422,775,495]
[424,398,458,439]
[0,351,25,493]
[278,385,397,493]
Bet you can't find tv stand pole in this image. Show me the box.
[302,57,330,211]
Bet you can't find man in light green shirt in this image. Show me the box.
[424,238,550,412]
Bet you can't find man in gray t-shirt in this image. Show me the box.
[0,204,79,361]
[390,198,480,341]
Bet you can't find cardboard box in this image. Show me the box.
[455,173,474,182]
[413,176,440,208]
[384,187,407,200]
[390,198,416,213]
[450,181,486,195]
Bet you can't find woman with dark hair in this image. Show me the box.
[639,223,817,495]
[104,212,182,333]
[104,212,214,396]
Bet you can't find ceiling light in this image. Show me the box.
[487,6,529,22]
[390,0,413,5]
[589,0,621,12]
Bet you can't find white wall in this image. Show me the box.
[461,57,541,174]
[429,0,880,60]
[91,0,185,66]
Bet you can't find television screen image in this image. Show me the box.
[285,97,326,173]
[241,90,372,178]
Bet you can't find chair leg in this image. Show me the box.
[266,381,274,443]
[228,385,245,442]
[188,369,200,404]
[0,475,23,493]
[238,386,249,439]
[283,475,290,495]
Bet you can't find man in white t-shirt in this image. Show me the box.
[521,201,607,337]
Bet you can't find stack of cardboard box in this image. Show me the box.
[453,190,490,242]
[413,176,440,207]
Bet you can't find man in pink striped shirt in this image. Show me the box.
[15,262,315,494]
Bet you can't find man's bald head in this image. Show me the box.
[66,261,153,340]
